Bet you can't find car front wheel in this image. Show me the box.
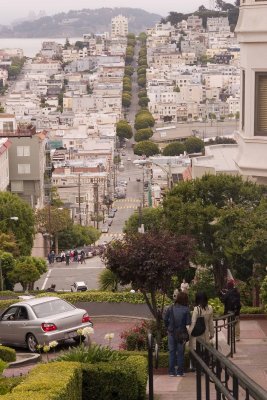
[26,333,38,353]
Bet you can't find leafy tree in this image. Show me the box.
[124,66,134,76]
[138,58,148,67]
[64,38,71,49]
[58,225,100,250]
[173,86,180,92]
[163,175,266,291]
[75,41,85,50]
[138,32,147,43]
[104,231,195,341]
[8,256,47,292]
[35,206,72,253]
[137,67,146,76]
[163,142,186,156]
[0,251,15,290]
[134,112,155,130]
[0,232,19,257]
[124,207,165,234]
[184,137,204,154]
[134,128,153,142]
[122,92,132,108]
[138,89,147,98]
[134,141,160,157]
[116,120,133,142]
[137,76,146,88]
[138,97,150,107]
[123,83,132,92]
[0,192,35,256]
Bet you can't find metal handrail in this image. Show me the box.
[213,312,236,357]
[191,338,267,400]
[147,333,158,400]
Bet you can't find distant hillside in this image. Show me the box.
[0,8,161,38]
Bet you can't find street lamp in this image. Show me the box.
[0,216,18,291]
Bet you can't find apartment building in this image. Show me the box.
[111,15,128,38]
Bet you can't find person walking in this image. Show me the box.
[221,280,241,341]
[164,292,191,377]
[80,250,86,264]
[65,251,70,266]
[189,292,214,371]
[180,279,189,293]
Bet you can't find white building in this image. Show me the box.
[234,0,267,184]
[111,15,128,38]
[0,138,11,191]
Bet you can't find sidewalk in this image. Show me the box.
[152,319,267,399]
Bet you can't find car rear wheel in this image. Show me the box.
[26,333,38,353]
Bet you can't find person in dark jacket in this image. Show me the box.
[221,280,241,341]
[164,292,191,376]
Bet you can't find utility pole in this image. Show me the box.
[78,173,82,225]
[94,182,99,230]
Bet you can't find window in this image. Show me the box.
[11,181,23,192]
[3,121,14,133]
[255,72,267,136]
[17,146,30,157]
[18,164,31,174]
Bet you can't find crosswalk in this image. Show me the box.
[114,198,141,204]
[116,205,139,210]
[101,233,125,239]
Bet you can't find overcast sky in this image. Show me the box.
[0,0,235,25]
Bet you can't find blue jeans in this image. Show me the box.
[168,334,185,375]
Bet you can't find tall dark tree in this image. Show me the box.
[104,231,195,342]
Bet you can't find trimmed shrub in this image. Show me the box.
[1,362,82,400]
[82,356,146,400]
[0,346,16,363]
[127,355,148,399]
[120,350,190,370]
[0,377,23,395]
[0,359,7,375]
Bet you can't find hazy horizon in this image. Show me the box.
[0,0,235,25]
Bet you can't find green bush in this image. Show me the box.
[82,361,138,400]
[240,306,265,314]
[0,360,7,375]
[120,349,190,370]
[1,362,82,400]
[0,346,16,363]
[0,377,23,395]
[127,355,147,399]
[0,291,17,298]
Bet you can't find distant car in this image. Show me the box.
[136,178,141,182]
[107,218,113,226]
[0,296,93,352]
[121,152,126,156]
[71,281,88,292]
[101,225,109,233]
[127,157,131,161]
[111,208,117,213]
[108,212,115,218]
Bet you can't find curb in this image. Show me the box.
[91,315,151,323]
[8,353,41,369]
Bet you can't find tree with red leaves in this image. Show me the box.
[104,231,195,342]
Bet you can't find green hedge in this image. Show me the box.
[120,349,190,370]
[0,362,82,400]
[0,377,23,395]
[0,347,16,363]
[82,355,147,400]
[0,360,7,375]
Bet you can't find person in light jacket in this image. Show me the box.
[189,292,214,371]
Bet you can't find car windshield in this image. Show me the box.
[32,299,75,318]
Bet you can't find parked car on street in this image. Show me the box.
[107,218,113,226]
[71,281,88,292]
[108,211,115,218]
[0,297,93,352]
[101,225,109,233]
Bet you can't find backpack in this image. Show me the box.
[228,290,241,313]
[191,307,206,337]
